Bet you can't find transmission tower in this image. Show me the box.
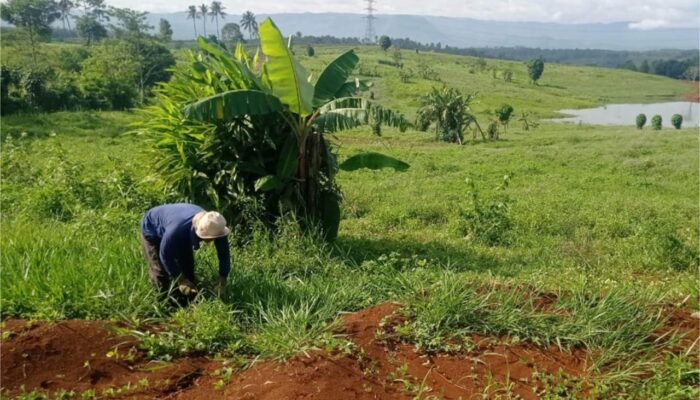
[364,0,377,44]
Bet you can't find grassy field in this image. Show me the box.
[2,45,698,398]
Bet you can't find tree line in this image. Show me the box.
[1,0,180,114]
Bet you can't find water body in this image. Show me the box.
[550,102,699,128]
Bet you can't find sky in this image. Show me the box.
[105,0,700,30]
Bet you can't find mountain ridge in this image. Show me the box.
[146,12,698,51]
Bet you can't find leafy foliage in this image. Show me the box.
[378,35,391,51]
[494,103,514,133]
[527,57,545,84]
[0,0,60,65]
[221,22,244,44]
[457,176,513,246]
[671,114,683,129]
[635,113,647,129]
[651,114,662,130]
[416,86,483,144]
[138,20,409,240]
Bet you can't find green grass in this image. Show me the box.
[1,46,698,398]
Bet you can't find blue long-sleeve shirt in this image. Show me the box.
[140,203,230,279]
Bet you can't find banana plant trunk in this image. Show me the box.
[296,130,339,240]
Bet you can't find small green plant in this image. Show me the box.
[399,68,412,83]
[635,113,647,129]
[417,61,440,81]
[671,113,683,129]
[306,45,315,57]
[651,114,662,130]
[494,104,514,134]
[518,111,539,131]
[133,300,242,360]
[458,175,513,246]
[502,69,513,82]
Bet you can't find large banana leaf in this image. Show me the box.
[259,18,314,116]
[319,97,412,132]
[183,89,283,122]
[313,50,360,105]
[314,111,363,132]
[333,79,371,98]
[339,152,410,172]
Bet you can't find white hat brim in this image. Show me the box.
[196,226,230,239]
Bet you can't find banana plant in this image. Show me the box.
[139,18,410,240]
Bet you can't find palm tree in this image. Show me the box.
[240,11,257,40]
[209,1,225,40]
[57,0,74,31]
[187,5,199,38]
[198,4,208,37]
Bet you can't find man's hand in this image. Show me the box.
[177,277,197,296]
[215,277,227,297]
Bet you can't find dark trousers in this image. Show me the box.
[140,233,196,306]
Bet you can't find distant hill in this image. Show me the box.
[147,12,698,51]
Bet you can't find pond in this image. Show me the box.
[549,102,699,128]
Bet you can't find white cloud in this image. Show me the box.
[104,0,700,29]
[628,19,671,30]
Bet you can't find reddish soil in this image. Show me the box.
[656,307,700,356]
[681,81,700,102]
[0,319,215,398]
[2,303,698,399]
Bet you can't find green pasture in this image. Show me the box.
[1,45,698,398]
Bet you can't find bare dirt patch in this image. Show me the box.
[2,303,698,399]
[1,320,216,398]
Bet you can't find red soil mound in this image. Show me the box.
[174,303,590,399]
[1,319,214,398]
[2,304,698,399]
[342,303,590,400]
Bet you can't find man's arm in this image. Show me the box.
[159,232,181,278]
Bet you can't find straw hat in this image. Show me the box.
[193,211,230,239]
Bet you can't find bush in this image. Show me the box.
[457,176,513,246]
[635,113,647,129]
[651,115,662,130]
[526,58,545,84]
[306,45,314,57]
[671,114,682,129]
[79,42,139,109]
[378,35,391,51]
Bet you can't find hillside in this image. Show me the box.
[295,45,693,119]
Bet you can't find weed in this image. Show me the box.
[457,175,513,246]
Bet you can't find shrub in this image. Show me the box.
[79,42,139,109]
[457,176,513,246]
[378,35,391,51]
[526,58,545,84]
[671,114,682,129]
[495,104,514,133]
[635,113,647,129]
[306,45,315,57]
[651,115,662,130]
